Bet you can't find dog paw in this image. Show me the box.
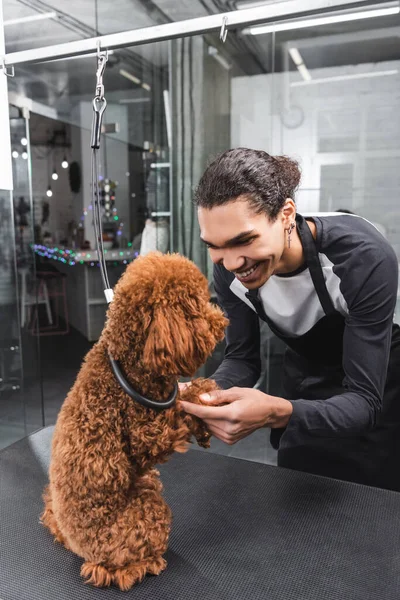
[81,557,167,591]
[147,556,167,576]
[81,562,113,588]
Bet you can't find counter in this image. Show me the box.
[33,244,137,341]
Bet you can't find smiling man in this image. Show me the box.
[179,147,400,491]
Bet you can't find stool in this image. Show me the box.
[19,267,52,329]
[30,270,69,336]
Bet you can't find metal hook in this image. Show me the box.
[220,16,228,43]
[96,40,108,61]
[92,42,108,149]
[94,50,108,100]
[1,57,14,78]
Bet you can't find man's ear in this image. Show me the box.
[142,306,197,376]
[281,198,296,227]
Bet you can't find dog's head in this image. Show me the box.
[104,252,228,376]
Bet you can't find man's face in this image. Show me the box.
[198,198,287,290]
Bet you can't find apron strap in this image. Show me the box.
[245,213,337,328]
[296,213,336,316]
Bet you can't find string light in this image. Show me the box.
[32,245,138,267]
[22,152,28,160]
[52,169,59,181]
[21,137,28,146]
[80,178,125,240]
[12,150,19,159]
[61,156,69,169]
[46,186,53,198]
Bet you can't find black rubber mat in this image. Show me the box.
[1,427,400,599]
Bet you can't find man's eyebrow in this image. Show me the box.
[200,230,257,249]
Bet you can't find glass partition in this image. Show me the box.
[206,7,400,466]
[0,107,44,449]
[233,11,400,322]
[0,189,25,450]
[9,107,44,445]
[6,40,171,427]
[3,2,400,474]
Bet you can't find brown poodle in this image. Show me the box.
[41,252,228,591]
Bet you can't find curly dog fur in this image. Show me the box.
[41,252,228,591]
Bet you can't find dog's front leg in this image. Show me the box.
[179,378,221,448]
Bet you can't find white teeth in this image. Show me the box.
[236,263,258,278]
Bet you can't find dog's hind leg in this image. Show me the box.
[80,475,171,591]
[40,485,70,549]
[81,556,167,591]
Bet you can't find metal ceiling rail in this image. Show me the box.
[2,0,374,66]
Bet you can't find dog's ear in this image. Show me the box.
[105,291,151,361]
[202,302,228,345]
[143,302,228,377]
[143,305,198,376]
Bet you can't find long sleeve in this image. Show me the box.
[211,264,261,390]
[284,220,398,440]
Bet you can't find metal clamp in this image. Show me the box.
[95,48,108,100]
[1,57,14,77]
[220,16,228,43]
[91,45,109,149]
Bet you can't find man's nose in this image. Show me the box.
[212,248,245,272]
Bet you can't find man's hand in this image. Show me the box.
[179,387,293,445]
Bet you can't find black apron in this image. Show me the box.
[245,214,400,491]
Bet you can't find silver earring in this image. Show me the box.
[287,222,295,248]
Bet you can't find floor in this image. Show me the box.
[0,321,280,466]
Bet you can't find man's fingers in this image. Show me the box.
[207,424,240,445]
[179,400,232,421]
[199,387,242,406]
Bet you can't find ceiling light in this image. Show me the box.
[208,46,232,70]
[288,47,311,81]
[119,69,141,85]
[243,3,400,35]
[52,170,59,181]
[119,97,151,104]
[46,186,53,198]
[291,69,398,87]
[21,137,28,146]
[4,11,57,27]
[141,83,152,92]
[22,152,28,160]
[297,64,312,81]
[12,150,19,159]
[288,47,303,67]
[61,157,69,169]
[163,89,172,149]
[236,0,276,8]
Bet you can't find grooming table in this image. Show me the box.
[1,427,399,600]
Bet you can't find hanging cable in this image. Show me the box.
[91,50,113,302]
[90,48,177,411]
